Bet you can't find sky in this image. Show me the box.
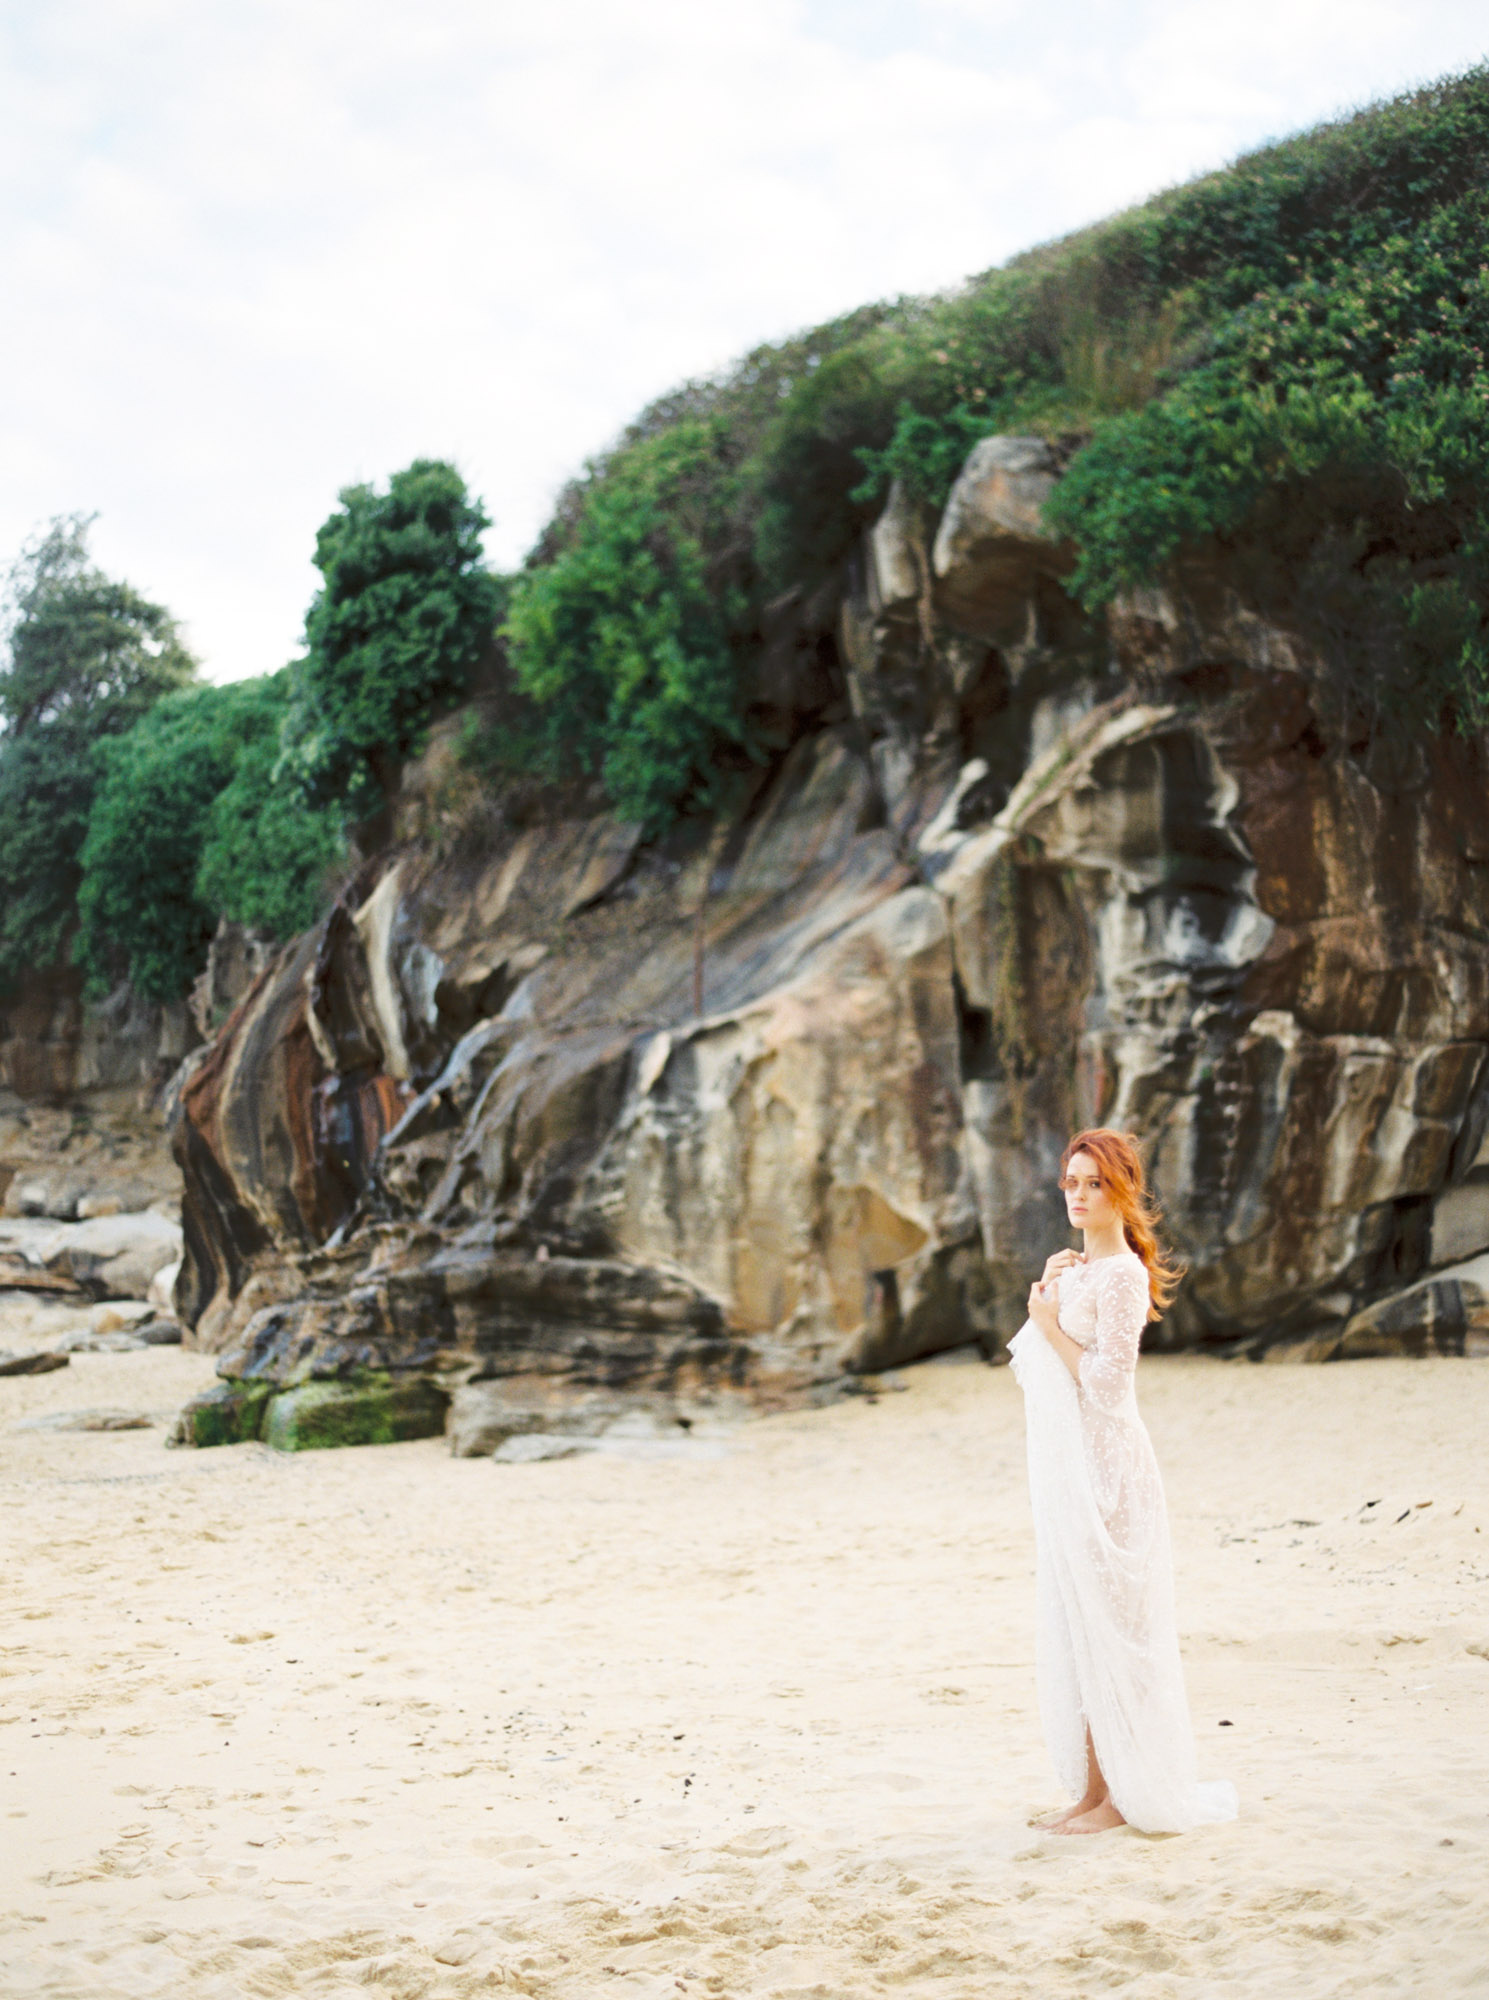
[1,0,1487,683]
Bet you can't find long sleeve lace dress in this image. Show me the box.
[1007,1250,1238,1833]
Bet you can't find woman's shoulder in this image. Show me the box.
[1096,1249,1151,1292]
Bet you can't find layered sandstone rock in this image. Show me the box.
[171,439,1489,1448]
[0,964,194,1248]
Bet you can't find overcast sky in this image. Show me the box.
[2,0,1486,682]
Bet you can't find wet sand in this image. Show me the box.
[3,1347,1487,1998]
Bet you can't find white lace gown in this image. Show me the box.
[1007,1250,1238,1833]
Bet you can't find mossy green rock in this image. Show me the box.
[260,1374,449,1452]
[172,1379,273,1448]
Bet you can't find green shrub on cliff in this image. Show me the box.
[851,402,1008,511]
[75,674,343,1000]
[507,63,1489,776]
[76,686,245,999]
[0,518,196,991]
[195,696,346,940]
[281,460,505,815]
[1043,188,1489,725]
[502,421,754,830]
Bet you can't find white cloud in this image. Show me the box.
[0,0,1485,679]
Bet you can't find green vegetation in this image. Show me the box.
[0,518,196,990]
[195,684,346,940]
[1042,189,1489,723]
[171,1378,274,1448]
[281,460,505,815]
[501,63,1489,773]
[503,421,752,830]
[4,460,486,1005]
[76,674,343,1000]
[852,403,1006,512]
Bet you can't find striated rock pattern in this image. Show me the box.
[0,965,196,1108]
[171,438,1489,1448]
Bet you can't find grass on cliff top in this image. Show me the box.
[500,65,1489,828]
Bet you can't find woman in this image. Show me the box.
[1008,1129,1238,1836]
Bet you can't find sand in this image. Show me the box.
[3,1345,1487,1999]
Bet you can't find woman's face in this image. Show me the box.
[1062,1151,1117,1232]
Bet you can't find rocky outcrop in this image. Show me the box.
[0,1211,182,1300]
[189,920,278,1043]
[170,438,1489,1448]
[0,968,194,1262]
[0,966,196,1108]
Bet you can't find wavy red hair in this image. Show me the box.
[1060,1128,1182,1322]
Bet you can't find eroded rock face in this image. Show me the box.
[0,965,195,1106]
[172,439,1489,1447]
[0,971,192,1321]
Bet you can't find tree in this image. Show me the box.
[0,518,196,988]
[282,460,503,815]
[503,421,752,831]
[196,680,345,941]
[76,673,344,1001]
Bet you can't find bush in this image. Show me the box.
[1043,189,1489,727]
[76,674,343,1000]
[852,401,1008,511]
[283,460,505,813]
[196,698,345,940]
[503,421,754,831]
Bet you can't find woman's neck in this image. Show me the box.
[1082,1219,1128,1262]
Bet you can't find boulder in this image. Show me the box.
[934,436,1061,565]
[868,478,924,614]
[170,1379,273,1448]
[931,435,1071,647]
[148,1257,182,1310]
[259,1374,449,1452]
[135,1318,183,1346]
[1334,1252,1489,1358]
[1427,1175,1489,1267]
[0,1212,182,1301]
[0,1350,68,1377]
[447,1382,635,1458]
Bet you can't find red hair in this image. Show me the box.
[1060,1129,1182,1322]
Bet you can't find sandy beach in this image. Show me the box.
[3,1348,1487,1999]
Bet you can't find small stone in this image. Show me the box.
[0,1350,69,1377]
[492,1434,590,1464]
[13,1407,153,1432]
[134,1318,183,1346]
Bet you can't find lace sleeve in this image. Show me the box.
[1079,1257,1149,1413]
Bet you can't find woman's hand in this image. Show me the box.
[1027,1278,1062,1339]
[1041,1248,1081,1285]
[1027,1273,1083,1384]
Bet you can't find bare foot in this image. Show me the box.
[1028,1798,1098,1829]
[1051,1798,1127,1836]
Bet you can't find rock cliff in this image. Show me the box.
[171,440,1489,1449]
